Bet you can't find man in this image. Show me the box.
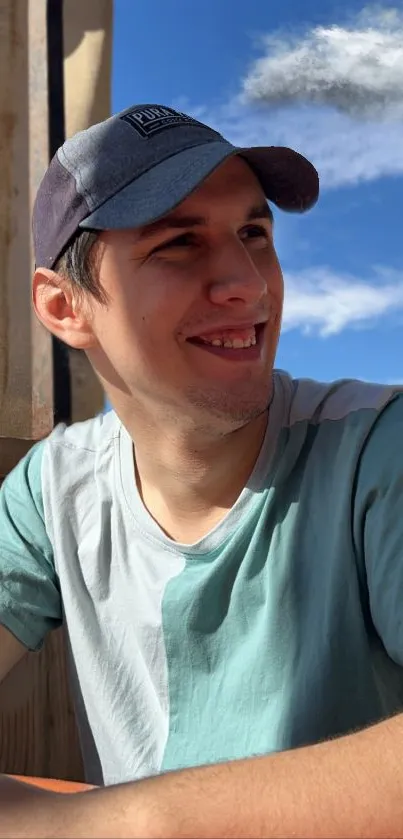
[0,103,402,838]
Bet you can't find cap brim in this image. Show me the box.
[80,140,319,232]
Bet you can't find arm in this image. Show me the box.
[0,442,64,832]
[127,713,403,838]
[0,440,62,656]
[0,714,402,838]
[0,775,66,839]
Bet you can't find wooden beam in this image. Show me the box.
[0,0,113,783]
[0,0,53,449]
[0,439,35,480]
[63,0,113,138]
[0,629,84,781]
[63,0,113,423]
[0,0,83,782]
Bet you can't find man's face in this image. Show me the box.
[88,156,284,429]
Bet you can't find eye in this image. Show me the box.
[240,224,271,244]
[151,232,195,254]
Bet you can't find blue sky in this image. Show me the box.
[111,0,403,384]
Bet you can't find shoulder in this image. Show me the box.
[1,410,121,501]
[40,409,122,513]
[42,409,121,477]
[274,369,403,432]
[1,411,122,529]
[353,391,403,491]
[45,408,121,454]
[272,371,403,488]
[0,438,47,525]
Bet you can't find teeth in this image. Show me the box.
[203,336,257,349]
[196,326,260,349]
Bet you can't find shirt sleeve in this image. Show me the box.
[353,393,403,665]
[0,440,62,651]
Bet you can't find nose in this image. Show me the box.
[207,236,267,307]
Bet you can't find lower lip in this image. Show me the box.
[187,327,265,362]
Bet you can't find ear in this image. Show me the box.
[32,268,98,350]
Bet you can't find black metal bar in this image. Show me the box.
[46,0,72,426]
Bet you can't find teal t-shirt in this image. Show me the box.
[0,371,402,786]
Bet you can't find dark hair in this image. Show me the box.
[53,229,108,305]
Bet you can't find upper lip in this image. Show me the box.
[185,318,267,339]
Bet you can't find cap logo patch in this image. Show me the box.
[120,105,206,138]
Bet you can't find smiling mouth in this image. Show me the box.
[186,323,266,360]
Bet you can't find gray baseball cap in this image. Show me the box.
[33,103,319,269]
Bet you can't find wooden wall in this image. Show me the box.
[0,631,84,780]
[0,0,112,781]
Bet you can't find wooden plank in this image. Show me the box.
[0,0,53,443]
[0,629,84,781]
[63,0,113,138]
[0,0,113,783]
[0,439,34,480]
[0,0,82,781]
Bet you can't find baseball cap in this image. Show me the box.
[33,103,319,269]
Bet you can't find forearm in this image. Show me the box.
[0,775,154,839]
[135,713,403,839]
[2,714,403,839]
[0,775,65,838]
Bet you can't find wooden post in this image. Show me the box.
[0,0,53,473]
[0,0,83,782]
[63,0,113,423]
[0,0,113,782]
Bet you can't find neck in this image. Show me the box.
[118,405,269,543]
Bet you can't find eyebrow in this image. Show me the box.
[137,201,274,242]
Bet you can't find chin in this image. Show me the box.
[185,380,273,425]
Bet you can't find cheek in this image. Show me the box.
[95,294,180,370]
[132,274,201,344]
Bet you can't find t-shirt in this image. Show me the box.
[1,370,403,787]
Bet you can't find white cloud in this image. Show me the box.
[188,101,403,189]
[179,7,403,189]
[282,266,403,336]
[242,7,403,120]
